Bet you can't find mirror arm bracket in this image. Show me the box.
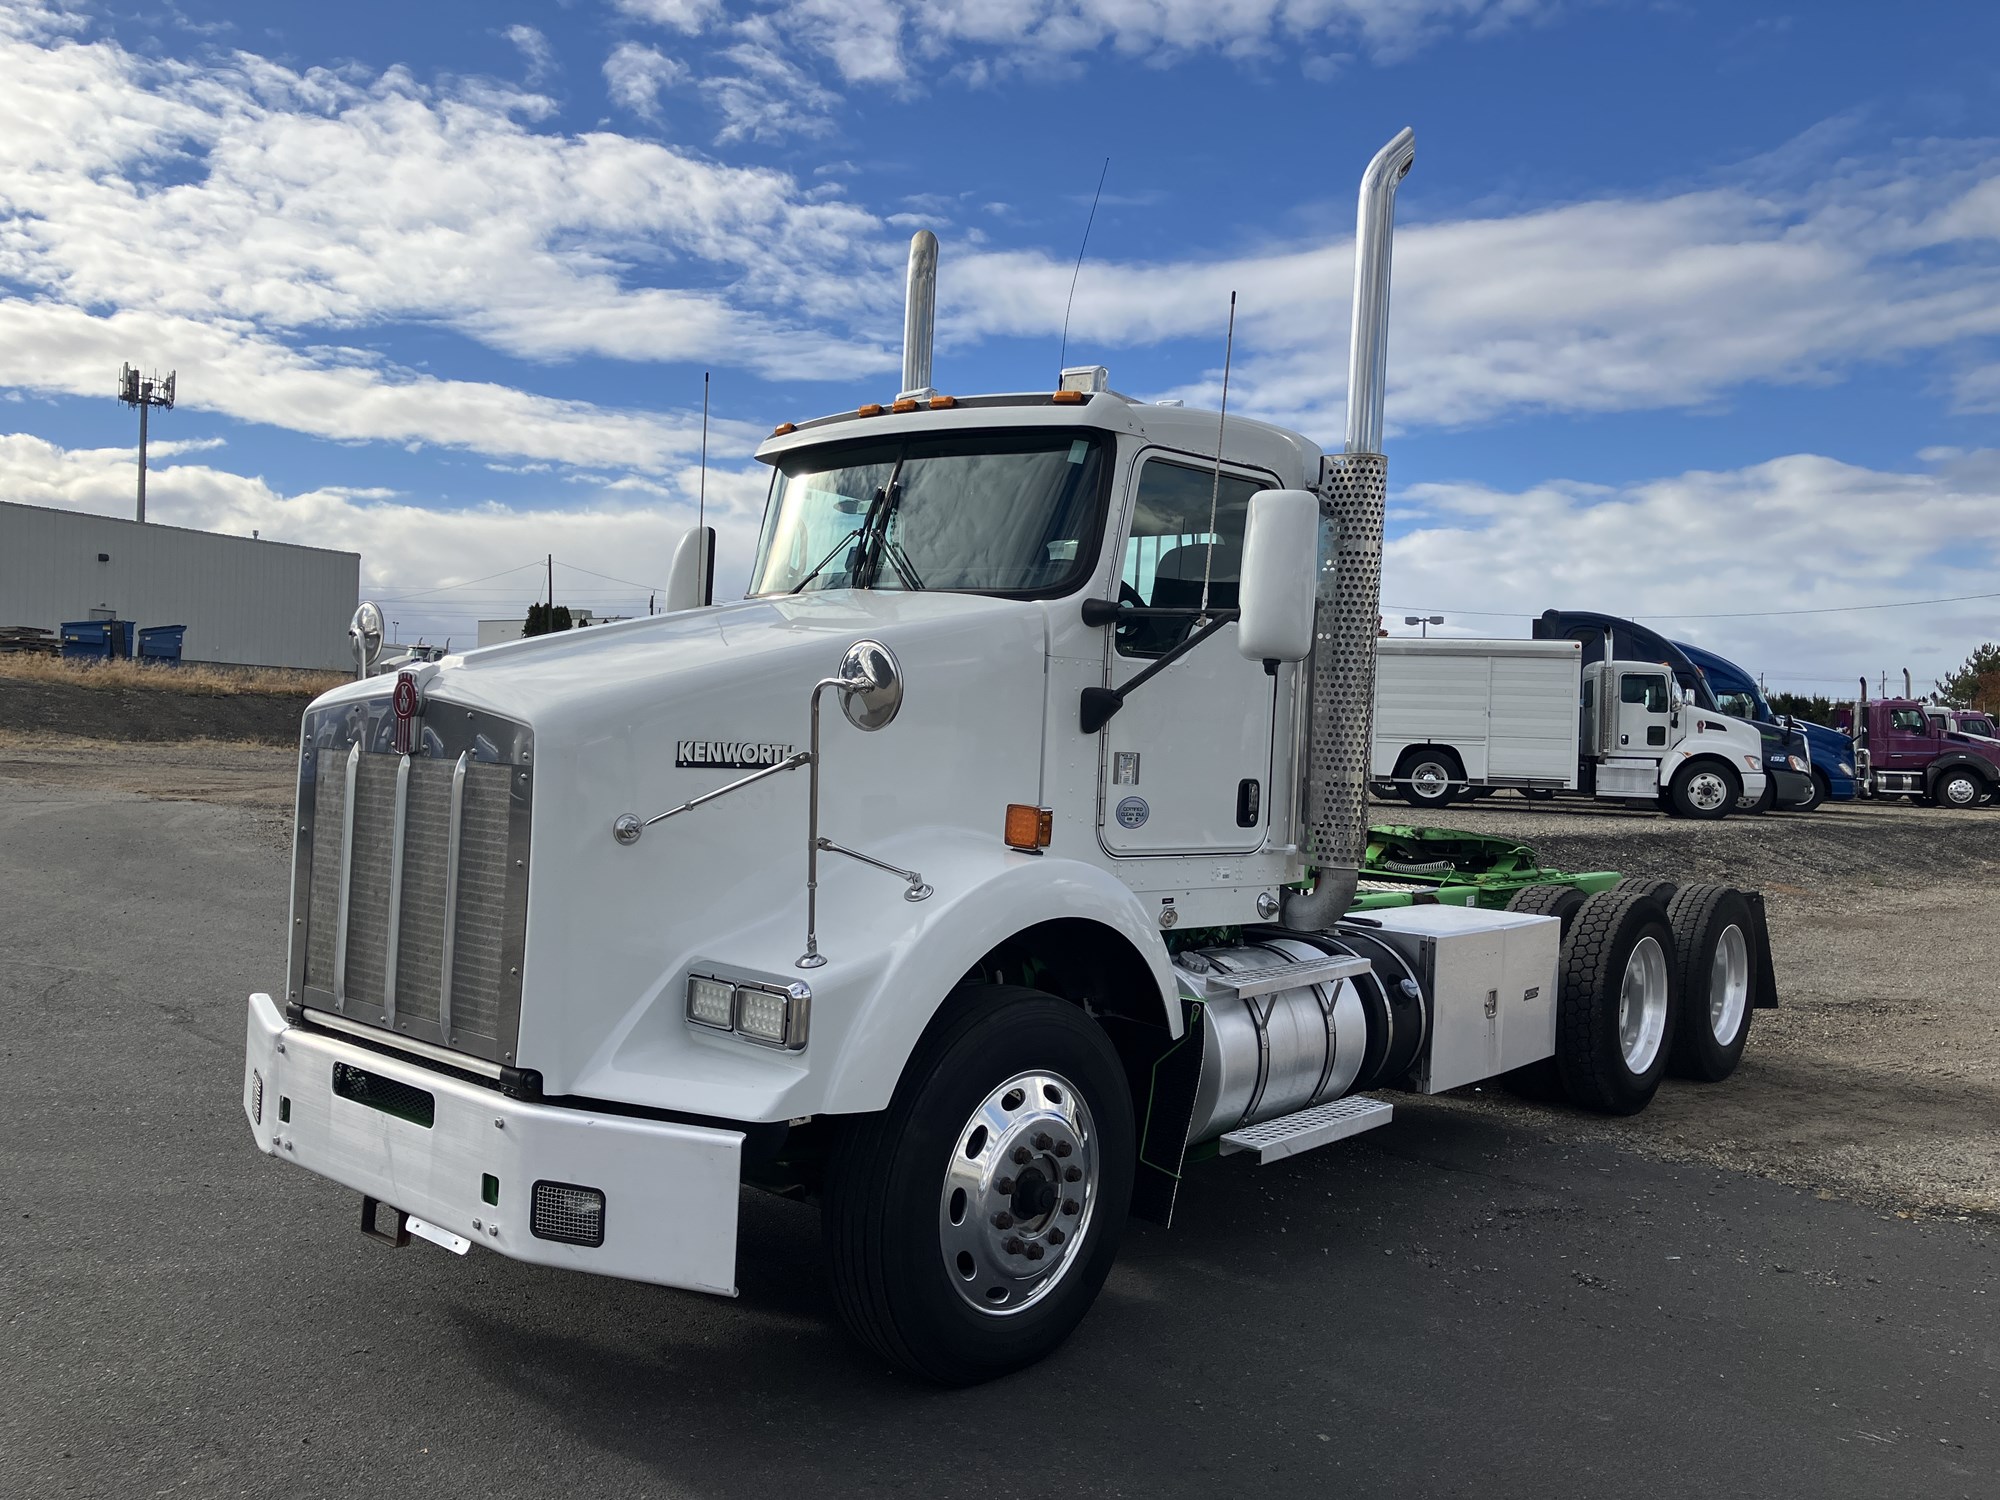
[1080,612,1236,733]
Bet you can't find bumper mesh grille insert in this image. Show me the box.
[331,1062,436,1129]
[531,1181,606,1248]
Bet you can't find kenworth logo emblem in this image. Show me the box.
[676,740,795,770]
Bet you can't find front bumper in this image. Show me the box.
[242,993,742,1296]
[1769,767,1816,808]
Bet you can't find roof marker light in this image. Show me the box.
[858,403,884,417]
[772,422,796,436]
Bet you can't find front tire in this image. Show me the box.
[1396,750,1461,810]
[1798,771,1828,812]
[1669,760,1739,820]
[1933,768,1985,810]
[822,984,1134,1385]
[1554,891,1679,1114]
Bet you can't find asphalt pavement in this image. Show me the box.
[1,777,1993,1499]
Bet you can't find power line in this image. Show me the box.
[364,561,545,600]
[1382,588,2000,622]
[555,559,669,592]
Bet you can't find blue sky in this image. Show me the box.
[1,0,1996,692]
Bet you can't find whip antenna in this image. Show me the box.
[1058,157,1110,375]
[1198,290,1238,621]
[697,370,710,600]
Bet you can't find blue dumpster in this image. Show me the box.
[60,620,112,661]
[138,625,187,663]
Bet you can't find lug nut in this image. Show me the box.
[1064,1166,1082,1182]
[1033,1132,1053,1151]
[1012,1146,1032,1165]
[992,1211,1014,1230]
[996,1176,1016,1194]
[1055,1141,1072,1158]
[1063,1199,1079,1215]
[1048,1227,1065,1246]
[1025,1243,1045,1261]
[1004,1237,1024,1255]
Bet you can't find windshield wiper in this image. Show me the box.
[788,524,867,595]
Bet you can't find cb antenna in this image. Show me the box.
[1197,291,1238,621]
[698,370,710,601]
[1058,157,1110,376]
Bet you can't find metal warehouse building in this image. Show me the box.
[0,501,359,671]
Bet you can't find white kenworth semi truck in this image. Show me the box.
[241,132,1775,1385]
[1371,636,1770,817]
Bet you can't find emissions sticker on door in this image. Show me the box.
[1115,796,1149,829]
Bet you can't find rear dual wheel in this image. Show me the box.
[1553,891,1679,1114]
[822,984,1134,1386]
[1665,885,1756,1081]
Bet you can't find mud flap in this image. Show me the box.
[1100,997,1206,1227]
[1744,890,1779,1009]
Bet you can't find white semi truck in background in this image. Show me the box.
[242,131,1775,1385]
[1371,636,1770,818]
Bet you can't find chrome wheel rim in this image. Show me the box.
[939,1070,1097,1317]
[1617,935,1669,1073]
[1943,776,1978,807]
[1687,771,1729,813]
[1709,923,1750,1045]
[1409,762,1451,801]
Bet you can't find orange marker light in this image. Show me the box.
[1004,804,1054,850]
[891,398,919,413]
[858,403,884,417]
[772,422,796,436]
[1050,390,1085,404]
[928,395,957,409]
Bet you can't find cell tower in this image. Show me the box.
[117,363,176,523]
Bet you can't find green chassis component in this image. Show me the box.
[1350,823,1620,911]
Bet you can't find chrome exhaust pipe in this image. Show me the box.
[1903,667,1912,699]
[1285,127,1414,933]
[897,229,938,401]
[1345,126,1415,456]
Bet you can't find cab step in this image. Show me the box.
[1218,1095,1394,1164]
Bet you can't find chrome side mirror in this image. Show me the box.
[350,601,384,679]
[836,639,902,731]
[1236,489,1320,666]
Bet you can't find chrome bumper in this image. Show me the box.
[242,993,743,1296]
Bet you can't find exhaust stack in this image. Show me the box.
[898,230,938,401]
[1903,667,1913,699]
[1285,128,1415,933]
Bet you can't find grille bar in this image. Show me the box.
[381,752,412,1028]
[334,741,361,1006]
[439,750,468,1041]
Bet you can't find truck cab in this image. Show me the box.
[1577,657,1768,816]
[1836,697,2000,808]
[1673,640,1855,806]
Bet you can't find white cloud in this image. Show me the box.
[503,24,557,84]
[610,0,722,35]
[1381,448,2000,695]
[603,40,688,119]
[699,36,843,143]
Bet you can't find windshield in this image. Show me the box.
[749,430,1110,598]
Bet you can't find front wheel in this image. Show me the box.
[1669,760,1739,820]
[822,984,1134,1385]
[1396,751,1461,810]
[1933,768,1985,810]
[1797,771,1828,812]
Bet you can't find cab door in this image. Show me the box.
[1097,453,1279,856]
[1613,669,1673,758]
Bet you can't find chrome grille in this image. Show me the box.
[290,696,532,1065]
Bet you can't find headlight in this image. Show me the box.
[1743,755,1762,771]
[1787,755,1809,773]
[1838,761,1854,776]
[686,973,811,1050]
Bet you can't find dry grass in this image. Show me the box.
[0,728,291,754]
[0,653,344,697]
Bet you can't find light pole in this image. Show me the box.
[1404,613,1443,638]
[117,364,176,523]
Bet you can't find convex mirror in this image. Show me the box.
[350,601,385,679]
[838,639,903,730]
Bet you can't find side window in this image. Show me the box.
[1889,708,1928,733]
[1117,458,1266,657]
[1620,674,1669,713]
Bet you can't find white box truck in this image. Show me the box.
[1372,636,1768,819]
[240,133,1778,1386]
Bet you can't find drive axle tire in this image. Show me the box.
[1664,885,1756,1082]
[1611,877,1678,906]
[1668,760,1739,821]
[1505,882,1588,937]
[1396,750,1461,810]
[822,984,1134,1386]
[1553,891,1679,1115]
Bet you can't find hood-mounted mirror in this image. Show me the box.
[837,639,903,731]
[350,601,385,679]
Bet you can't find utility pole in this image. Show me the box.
[117,364,176,523]
[548,553,554,611]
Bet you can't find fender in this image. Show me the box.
[814,845,1181,1115]
[1925,750,2000,788]
[1657,750,1743,791]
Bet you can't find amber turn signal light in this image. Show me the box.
[1004,804,1054,851]
[1050,390,1085,404]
